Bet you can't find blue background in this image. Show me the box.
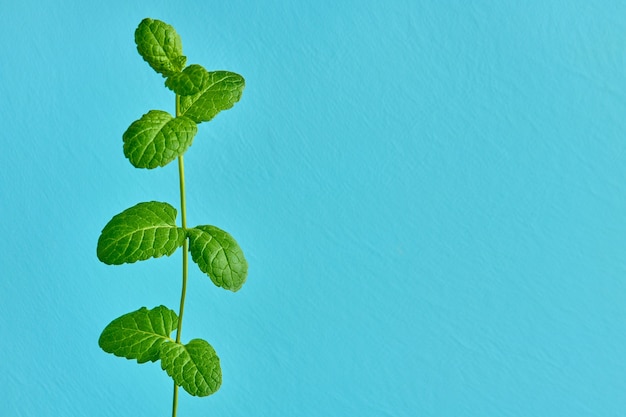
[1,1,626,416]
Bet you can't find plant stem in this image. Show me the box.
[176,166,189,343]
[172,94,188,417]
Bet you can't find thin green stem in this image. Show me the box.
[172,385,179,417]
[172,94,188,417]
[176,155,188,343]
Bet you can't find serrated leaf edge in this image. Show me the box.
[97,201,185,265]
[98,306,178,364]
[179,71,245,123]
[187,225,248,292]
[159,338,222,397]
[123,110,198,169]
[135,18,186,77]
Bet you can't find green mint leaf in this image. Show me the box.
[165,64,212,96]
[188,226,248,291]
[123,110,197,169]
[160,338,222,397]
[179,71,245,123]
[98,306,178,364]
[135,18,186,77]
[97,201,185,265]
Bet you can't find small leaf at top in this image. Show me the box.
[165,64,212,96]
[187,226,248,291]
[160,338,222,397]
[97,201,185,265]
[135,18,186,77]
[179,71,245,123]
[99,306,178,364]
[123,110,197,169]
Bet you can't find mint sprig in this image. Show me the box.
[97,18,248,415]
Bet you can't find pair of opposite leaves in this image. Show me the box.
[125,18,245,170]
[96,18,248,398]
[99,305,221,397]
[104,17,247,287]
[96,203,246,398]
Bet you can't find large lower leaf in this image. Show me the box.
[179,71,245,123]
[135,18,186,77]
[123,110,197,169]
[97,201,185,265]
[99,306,178,364]
[160,338,222,397]
[187,226,248,291]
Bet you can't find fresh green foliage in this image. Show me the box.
[134,18,186,77]
[97,201,185,265]
[160,339,222,397]
[97,18,247,415]
[188,225,248,291]
[178,70,245,123]
[164,64,212,96]
[99,306,178,363]
[123,110,197,169]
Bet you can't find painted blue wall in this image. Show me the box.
[1,1,626,415]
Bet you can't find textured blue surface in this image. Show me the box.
[1,1,626,416]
